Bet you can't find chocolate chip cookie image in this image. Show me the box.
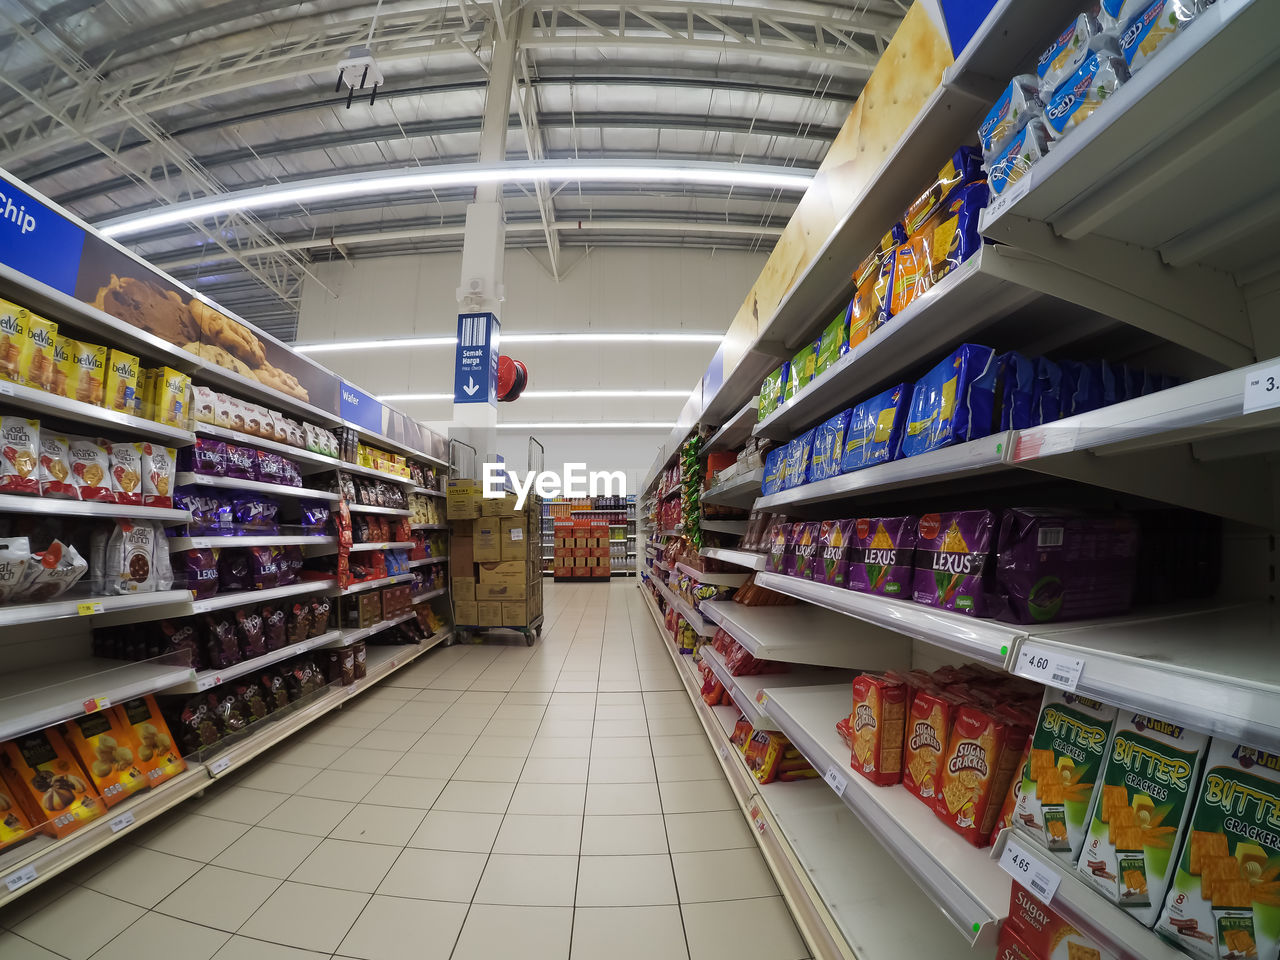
[92,274,199,344]
[190,299,266,368]
[181,341,254,378]
[251,361,310,402]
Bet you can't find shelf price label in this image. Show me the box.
[1014,644,1083,692]
[108,811,136,834]
[1243,362,1280,415]
[999,835,1060,905]
[823,765,848,797]
[4,864,36,892]
[83,696,111,713]
[197,675,221,692]
[76,601,104,616]
[754,689,768,709]
[208,756,231,776]
[749,804,768,836]
[981,174,1034,227]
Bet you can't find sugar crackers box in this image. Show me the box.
[1155,741,1280,960]
[1077,713,1208,926]
[1014,689,1117,865]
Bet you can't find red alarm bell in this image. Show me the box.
[497,355,528,402]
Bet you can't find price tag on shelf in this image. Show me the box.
[4,864,36,893]
[83,696,111,713]
[749,804,767,835]
[754,689,768,708]
[1015,644,1084,691]
[999,835,1060,905]
[719,744,730,762]
[208,756,231,776]
[982,173,1033,227]
[823,765,848,797]
[0,383,13,397]
[191,600,212,615]
[197,675,220,692]
[76,601,104,616]
[108,811,136,834]
[1243,362,1280,415]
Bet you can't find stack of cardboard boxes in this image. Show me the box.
[447,479,544,629]
[552,518,612,581]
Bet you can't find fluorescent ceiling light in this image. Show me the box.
[98,159,814,238]
[377,393,454,401]
[296,332,721,354]
[377,389,689,401]
[496,422,675,430]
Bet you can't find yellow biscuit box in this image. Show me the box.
[151,366,190,428]
[0,298,28,386]
[18,314,57,393]
[103,348,140,413]
[57,336,108,406]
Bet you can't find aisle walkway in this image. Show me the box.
[0,581,809,960]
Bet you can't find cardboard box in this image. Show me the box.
[452,577,476,602]
[451,536,475,571]
[1005,883,1118,960]
[481,492,519,516]
[473,519,501,562]
[476,582,526,601]
[447,479,482,519]
[478,561,524,587]
[477,601,503,626]
[502,601,531,626]
[500,517,526,561]
[586,556,598,568]
[455,600,478,625]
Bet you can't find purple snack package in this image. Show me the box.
[218,548,253,592]
[299,501,331,530]
[276,546,301,585]
[176,548,219,599]
[280,458,302,487]
[995,508,1139,624]
[911,510,996,616]
[254,450,284,485]
[791,522,821,580]
[179,438,227,477]
[225,444,256,481]
[203,613,240,669]
[764,522,793,575]
[847,517,917,597]
[813,519,855,587]
[262,605,287,651]
[249,546,279,590]
[235,608,267,659]
[232,496,279,532]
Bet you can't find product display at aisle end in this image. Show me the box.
[542,495,636,578]
[638,2,1280,959]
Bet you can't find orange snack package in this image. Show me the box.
[0,760,40,852]
[849,674,905,785]
[988,736,1032,846]
[903,689,960,805]
[934,705,1029,847]
[61,710,150,807]
[113,696,186,788]
[3,727,104,838]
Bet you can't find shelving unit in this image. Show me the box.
[673,561,749,588]
[407,556,449,568]
[0,495,190,524]
[194,423,346,475]
[410,522,448,530]
[189,579,337,615]
[700,547,765,571]
[347,540,415,552]
[697,646,856,732]
[700,518,747,535]
[702,469,763,508]
[0,589,193,629]
[411,587,447,604]
[337,573,416,596]
[168,534,336,550]
[0,377,195,445]
[651,577,715,637]
[175,472,341,502]
[329,611,417,647]
[348,503,411,516]
[176,629,344,692]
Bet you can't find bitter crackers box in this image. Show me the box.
[1014,690,1118,865]
[1077,713,1209,926]
[2,727,104,838]
[847,516,916,597]
[1155,740,1280,959]
[849,674,905,786]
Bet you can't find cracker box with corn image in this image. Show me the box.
[1154,740,1280,960]
[1014,689,1118,865]
[1076,714,1209,926]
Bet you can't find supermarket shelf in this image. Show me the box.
[175,630,344,693]
[652,577,715,637]
[412,486,445,497]
[175,472,340,502]
[349,504,411,517]
[674,562,749,588]
[764,684,1009,946]
[989,831,1185,960]
[194,423,344,475]
[411,587,446,604]
[0,765,211,908]
[410,522,447,530]
[757,573,1020,670]
[704,398,759,453]
[701,518,747,535]
[337,460,418,486]
[700,547,766,572]
[699,646,855,732]
[0,656,196,743]
[0,589,193,630]
[342,419,449,469]
[703,597,910,672]
[338,573,415,596]
[348,540,415,553]
[168,534,335,550]
[0,378,195,446]
[0,494,190,524]
[189,579,337,615]
[703,469,763,508]
[407,556,448,568]
[328,611,417,647]
[660,528,683,538]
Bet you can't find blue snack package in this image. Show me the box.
[997,352,1036,430]
[762,447,787,496]
[1092,360,1122,405]
[809,410,851,484]
[1063,360,1102,416]
[901,345,999,458]
[1043,51,1128,139]
[1037,10,1105,96]
[1034,357,1063,424]
[903,146,985,235]
[989,119,1052,196]
[785,341,820,402]
[1118,0,1199,74]
[1123,365,1155,399]
[842,384,911,472]
[979,76,1044,160]
[928,181,989,285]
[781,429,817,490]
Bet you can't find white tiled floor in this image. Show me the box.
[0,581,810,960]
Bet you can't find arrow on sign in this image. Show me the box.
[463,377,479,396]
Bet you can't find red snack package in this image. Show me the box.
[69,436,114,502]
[0,417,40,496]
[933,704,1029,847]
[849,674,905,786]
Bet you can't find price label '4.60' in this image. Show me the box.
[1014,644,1083,692]
[999,835,1060,905]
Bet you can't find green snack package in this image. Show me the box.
[785,339,820,402]
[815,305,851,377]
[1076,713,1209,926]
[1013,689,1118,866]
[758,362,789,421]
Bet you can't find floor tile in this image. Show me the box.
[548,691,596,705]
[503,691,553,705]
[328,747,402,776]
[507,781,586,816]
[289,838,398,893]
[681,897,807,960]
[594,703,647,721]
[294,769,375,803]
[441,700,499,719]
[665,811,754,853]
[213,937,328,960]
[537,718,591,738]
[353,728,423,751]
[483,716,537,738]
[154,865,279,932]
[272,742,346,768]
[212,827,321,880]
[577,854,678,906]
[137,814,249,861]
[329,803,426,845]
[474,854,578,906]
[302,725,366,748]
[257,795,355,837]
[528,736,591,758]
[238,882,369,955]
[585,781,662,816]
[387,752,462,779]
[453,753,526,782]
[433,779,515,814]
[591,719,646,738]
[450,904,572,960]
[374,713,437,733]
[647,717,702,737]
[83,846,204,908]
[468,735,535,757]
[541,704,594,721]
[581,814,668,855]
[359,774,446,809]
[590,736,652,758]
[494,813,582,855]
[408,732,476,756]
[658,778,736,814]
[571,905,690,960]
[519,756,589,783]
[644,702,696,719]
[13,887,145,960]
[194,786,291,825]
[0,931,64,960]
[336,896,466,960]
[651,734,714,757]
[412,688,464,702]
[428,715,489,736]
[234,763,319,794]
[656,754,722,782]
[492,703,546,720]
[589,754,658,783]
[91,912,228,960]
[375,848,487,901]
[672,849,779,902]
[407,810,502,852]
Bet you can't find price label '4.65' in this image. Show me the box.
[1014,644,1083,692]
[999,835,1060,905]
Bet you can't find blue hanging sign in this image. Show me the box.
[454,312,499,405]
